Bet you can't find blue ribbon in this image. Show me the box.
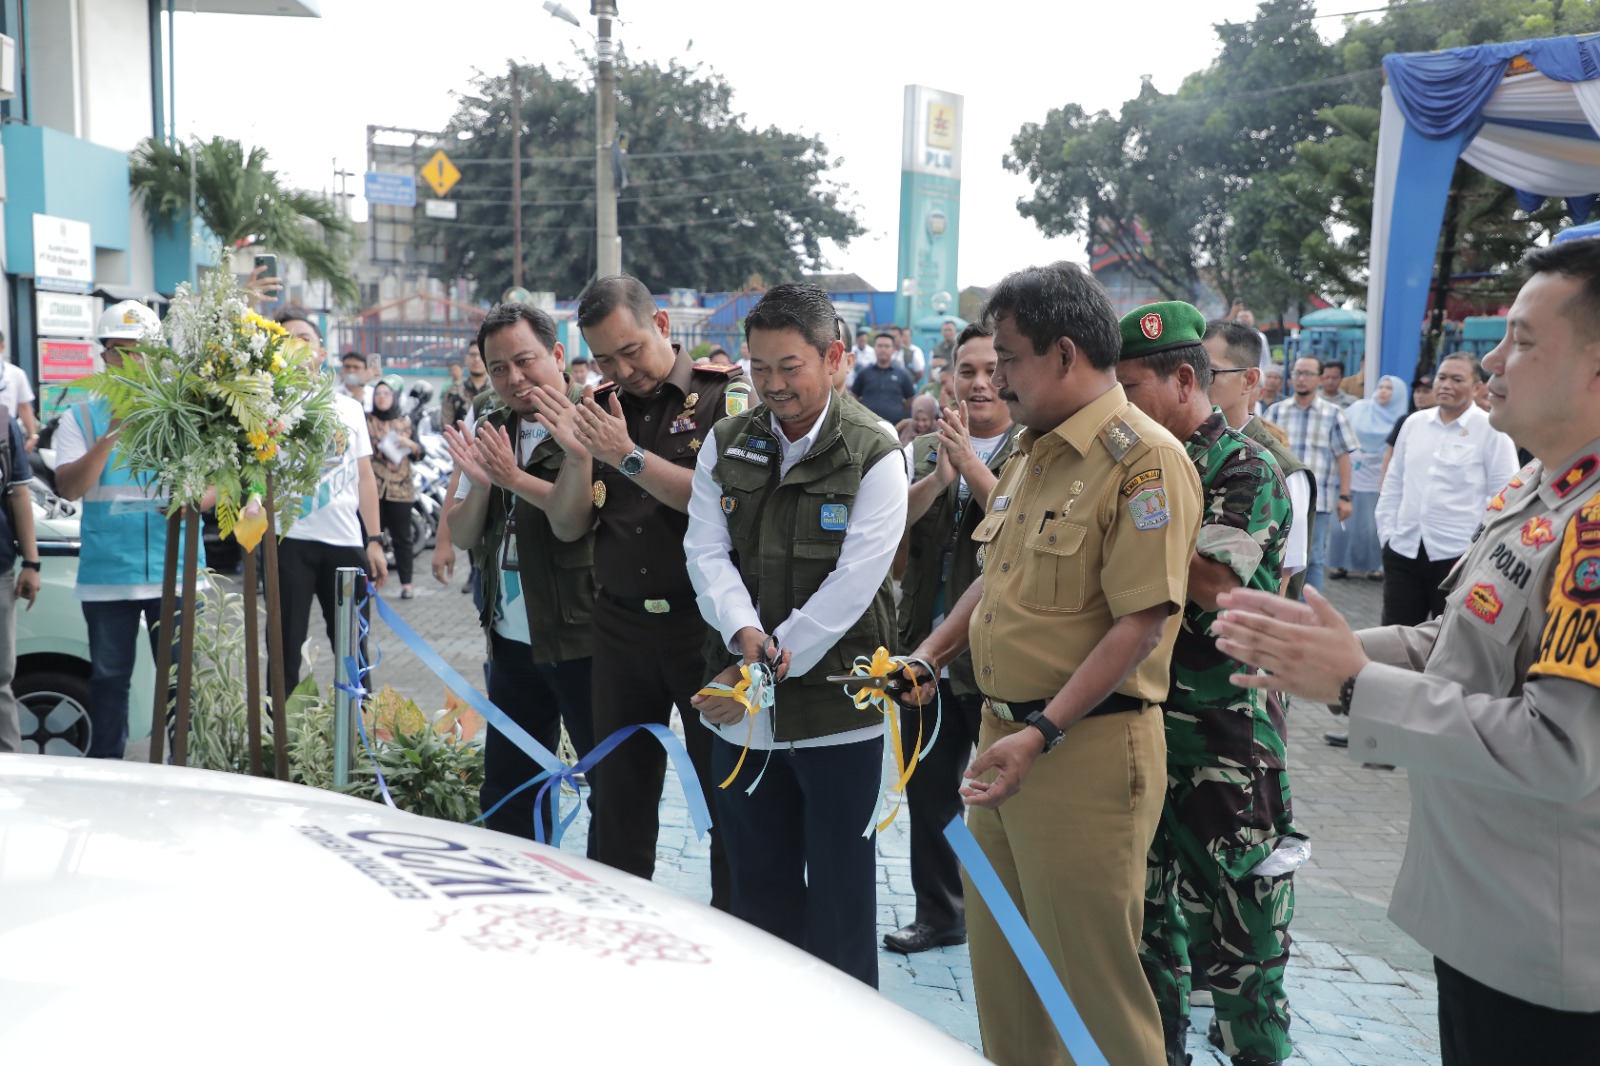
[943,816,1109,1066]
[369,592,713,847]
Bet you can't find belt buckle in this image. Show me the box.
[643,598,670,615]
[987,699,1016,722]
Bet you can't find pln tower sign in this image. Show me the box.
[897,86,962,331]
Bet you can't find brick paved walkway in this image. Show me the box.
[146,567,1439,1063]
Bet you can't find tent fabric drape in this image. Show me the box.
[1365,35,1600,392]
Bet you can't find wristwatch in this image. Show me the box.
[1337,675,1358,716]
[619,447,647,478]
[1338,494,1353,502]
[1024,709,1065,753]
[365,534,385,547]
[19,560,40,571]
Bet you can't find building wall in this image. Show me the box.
[80,0,154,152]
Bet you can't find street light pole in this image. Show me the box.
[594,0,621,278]
[510,60,524,290]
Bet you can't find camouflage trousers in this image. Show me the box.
[1139,763,1296,1066]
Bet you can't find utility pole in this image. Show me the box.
[595,0,620,277]
[510,60,524,290]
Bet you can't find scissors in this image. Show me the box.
[826,658,930,695]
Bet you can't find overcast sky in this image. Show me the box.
[172,0,1342,293]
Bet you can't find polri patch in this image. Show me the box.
[1127,482,1170,531]
[1466,582,1503,624]
[1121,468,1162,497]
[820,503,849,531]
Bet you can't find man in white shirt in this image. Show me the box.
[896,326,926,380]
[275,309,388,689]
[685,283,908,987]
[1377,351,1519,627]
[0,335,38,446]
[1205,321,1310,586]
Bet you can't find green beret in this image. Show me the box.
[1119,301,1207,360]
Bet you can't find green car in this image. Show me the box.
[14,489,155,756]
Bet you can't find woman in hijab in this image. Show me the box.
[367,377,424,599]
[1328,374,1406,580]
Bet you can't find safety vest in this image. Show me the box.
[707,397,899,742]
[74,399,205,587]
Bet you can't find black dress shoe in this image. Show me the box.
[1324,731,1349,748]
[883,921,967,954]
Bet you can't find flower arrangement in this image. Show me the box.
[79,267,340,545]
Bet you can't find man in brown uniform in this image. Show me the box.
[901,262,1201,1065]
[531,274,747,910]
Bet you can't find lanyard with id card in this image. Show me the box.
[500,486,520,573]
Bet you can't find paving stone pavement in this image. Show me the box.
[144,567,1439,1063]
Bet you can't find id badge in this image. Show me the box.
[500,511,520,573]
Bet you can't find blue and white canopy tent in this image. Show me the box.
[1368,35,1600,390]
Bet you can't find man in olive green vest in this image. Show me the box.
[1204,321,1313,599]
[885,323,1021,955]
[685,283,909,987]
[444,303,599,845]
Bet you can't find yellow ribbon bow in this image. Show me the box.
[845,647,939,835]
[232,492,270,552]
[696,662,774,790]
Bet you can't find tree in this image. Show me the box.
[130,136,358,306]
[418,56,863,298]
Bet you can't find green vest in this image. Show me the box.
[1242,415,1314,601]
[897,425,1019,695]
[473,383,596,664]
[707,397,900,742]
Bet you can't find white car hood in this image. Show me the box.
[0,757,982,1062]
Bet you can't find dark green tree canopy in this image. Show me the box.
[419,56,863,298]
[1009,0,1600,319]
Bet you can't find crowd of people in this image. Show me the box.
[0,243,1593,1066]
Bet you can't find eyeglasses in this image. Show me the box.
[1291,369,1319,378]
[1211,367,1250,375]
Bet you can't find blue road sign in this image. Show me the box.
[364,171,417,208]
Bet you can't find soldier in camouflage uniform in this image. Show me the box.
[1115,302,1300,1066]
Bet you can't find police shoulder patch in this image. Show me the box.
[1531,491,1600,686]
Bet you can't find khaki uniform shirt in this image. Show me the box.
[1351,444,1600,1012]
[968,384,1202,704]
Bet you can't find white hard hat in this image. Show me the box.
[97,300,161,341]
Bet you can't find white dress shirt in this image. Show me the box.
[685,394,909,749]
[1282,469,1310,577]
[1376,404,1519,561]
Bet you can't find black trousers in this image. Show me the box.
[586,594,730,910]
[276,537,370,691]
[1381,541,1458,627]
[713,733,885,988]
[901,681,983,931]
[378,498,414,586]
[482,631,595,846]
[1436,956,1600,1066]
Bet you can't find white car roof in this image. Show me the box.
[0,757,982,1061]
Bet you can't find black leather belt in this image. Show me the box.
[599,588,697,615]
[984,692,1145,723]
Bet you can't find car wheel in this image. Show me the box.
[16,671,93,756]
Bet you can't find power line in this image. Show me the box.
[419,203,839,235]
[424,178,835,211]
[1121,67,1382,114]
[1216,0,1459,28]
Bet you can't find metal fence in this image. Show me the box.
[332,321,483,371]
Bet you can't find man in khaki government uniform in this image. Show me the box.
[900,262,1202,1065]
[1214,238,1600,1066]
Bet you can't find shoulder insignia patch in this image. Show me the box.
[1126,478,1170,531]
[724,381,752,417]
[1121,468,1161,498]
[1102,416,1140,461]
[1554,455,1598,498]
[1531,490,1600,687]
[693,362,739,375]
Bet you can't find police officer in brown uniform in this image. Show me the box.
[900,263,1201,1065]
[887,322,1021,955]
[531,274,747,909]
[442,303,597,844]
[1215,240,1600,1066]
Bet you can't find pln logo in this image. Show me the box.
[926,102,956,150]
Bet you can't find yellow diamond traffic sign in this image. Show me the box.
[420,150,460,198]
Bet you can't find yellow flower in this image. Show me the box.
[255,441,279,462]
[247,428,270,449]
[232,493,269,551]
[244,311,288,337]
